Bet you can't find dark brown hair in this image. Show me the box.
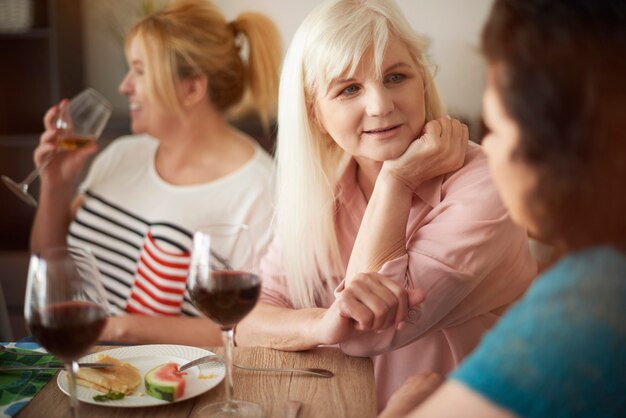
[482,0,626,249]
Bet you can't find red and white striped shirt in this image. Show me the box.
[67,134,275,318]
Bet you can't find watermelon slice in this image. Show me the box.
[144,363,187,402]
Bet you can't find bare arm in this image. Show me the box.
[30,101,96,251]
[237,272,425,350]
[345,174,413,278]
[345,117,468,281]
[381,380,514,418]
[235,303,330,351]
[100,315,223,346]
[30,190,84,252]
[378,373,444,418]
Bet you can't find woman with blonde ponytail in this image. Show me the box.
[30,0,281,345]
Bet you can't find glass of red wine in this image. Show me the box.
[1,88,112,207]
[188,224,262,417]
[24,246,109,418]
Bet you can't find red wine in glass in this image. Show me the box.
[190,271,261,330]
[189,224,263,417]
[28,301,107,362]
[25,246,109,418]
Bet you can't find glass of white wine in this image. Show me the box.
[1,88,112,207]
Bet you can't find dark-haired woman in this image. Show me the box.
[380,0,626,417]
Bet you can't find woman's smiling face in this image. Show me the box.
[313,35,427,164]
[118,36,180,137]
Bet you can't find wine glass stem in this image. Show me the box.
[66,360,80,418]
[20,150,55,187]
[222,328,235,406]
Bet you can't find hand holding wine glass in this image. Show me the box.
[188,224,263,418]
[25,246,109,418]
[1,88,112,207]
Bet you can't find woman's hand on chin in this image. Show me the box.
[381,116,468,192]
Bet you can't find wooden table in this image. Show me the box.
[17,346,376,418]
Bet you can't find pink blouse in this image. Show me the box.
[259,143,537,410]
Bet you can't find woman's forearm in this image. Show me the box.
[378,373,444,418]
[345,173,413,282]
[30,184,76,252]
[347,118,468,283]
[100,315,223,346]
[236,302,330,351]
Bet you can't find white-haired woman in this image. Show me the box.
[237,0,536,409]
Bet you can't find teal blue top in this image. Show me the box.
[451,246,626,418]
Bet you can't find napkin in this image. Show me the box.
[0,342,56,418]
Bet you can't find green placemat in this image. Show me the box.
[0,344,57,417]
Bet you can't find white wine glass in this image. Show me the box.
[1,88,112,207]
[188,224,263,418]
[24,246,109,418]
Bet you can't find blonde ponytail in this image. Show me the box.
[231,13,282,132]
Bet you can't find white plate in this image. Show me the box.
[57,344,225,407]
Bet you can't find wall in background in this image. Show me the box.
[83,0,493,139]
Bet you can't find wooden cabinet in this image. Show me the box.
[0,0,84,251]
[0,0,84,339]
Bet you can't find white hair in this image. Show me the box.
[275,0,444,308]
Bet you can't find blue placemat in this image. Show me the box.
[0,342,56,418]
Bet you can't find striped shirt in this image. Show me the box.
[68,134,275,317]
[69,191,198,316]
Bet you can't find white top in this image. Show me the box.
[68,134,275,316]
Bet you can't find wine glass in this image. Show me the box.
[24,246,109,418]
[188,224,263,418]
[1,88,112,207]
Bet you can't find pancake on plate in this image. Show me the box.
[74,354,141,395]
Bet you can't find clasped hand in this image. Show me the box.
[315,272,425,345]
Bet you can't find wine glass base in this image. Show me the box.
[1,175,38,207]
[195,400,264,418]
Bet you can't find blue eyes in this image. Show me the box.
[337,73,406,97]
[341,85,360,96]
[386,73,405,83]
